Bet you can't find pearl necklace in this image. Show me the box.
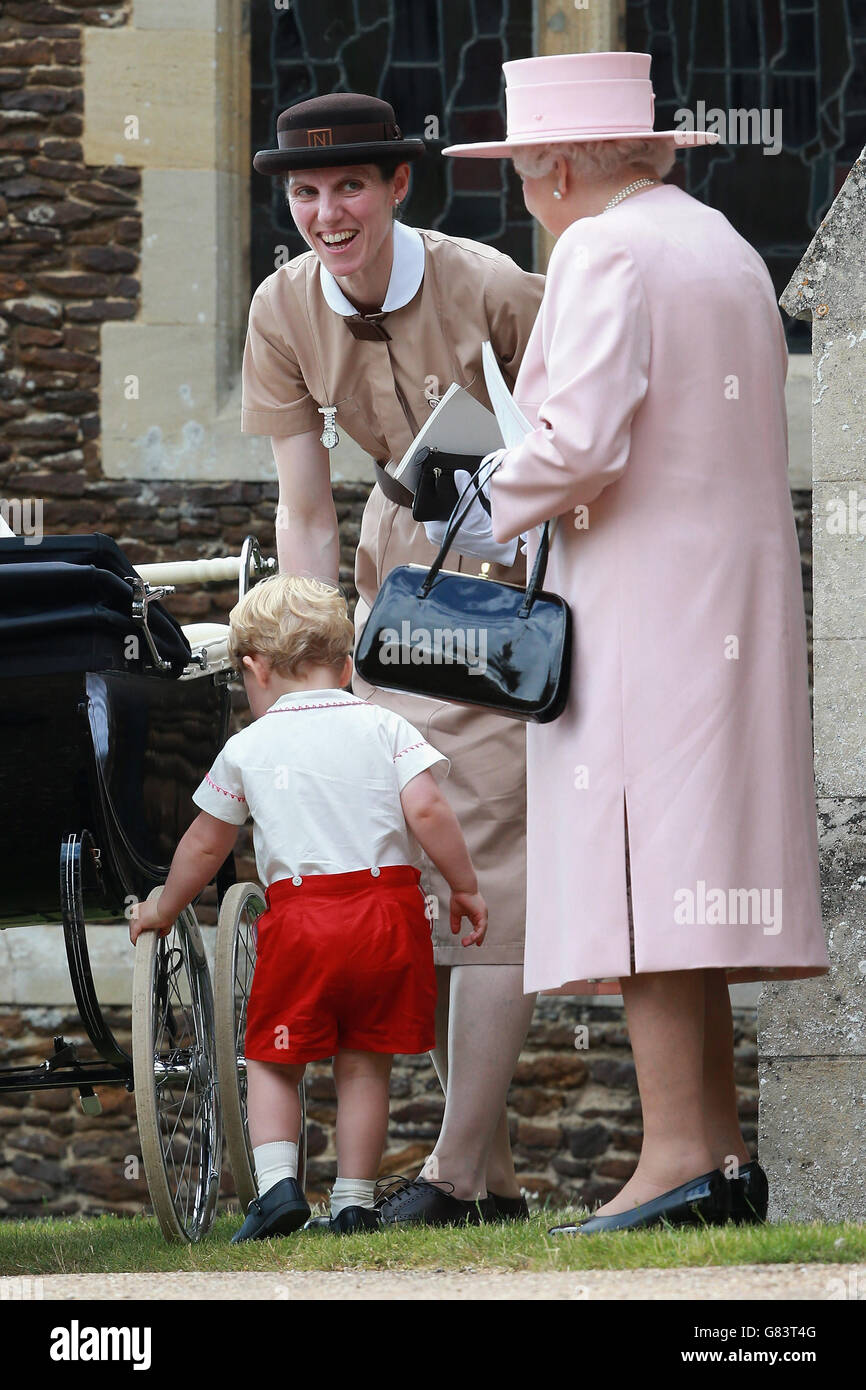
[603,177,660,212]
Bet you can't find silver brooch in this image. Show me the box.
[318,405,339,449]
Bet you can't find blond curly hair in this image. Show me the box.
[227,574,354,680]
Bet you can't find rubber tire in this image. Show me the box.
[132,886,221,1243]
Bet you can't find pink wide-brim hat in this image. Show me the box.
[442,51,719,157]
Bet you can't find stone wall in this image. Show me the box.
[0,999,759,1217]
[0,0,276,624]
[0,2,133,513]
[767,146,866,1224]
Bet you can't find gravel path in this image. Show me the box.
[4,1264,862,1301]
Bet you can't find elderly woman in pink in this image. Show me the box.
[439,52,830,1233]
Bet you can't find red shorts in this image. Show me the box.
[244,865,437,1065]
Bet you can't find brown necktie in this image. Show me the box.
[343,311,391,342]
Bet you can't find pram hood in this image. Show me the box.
[0,533,192,678]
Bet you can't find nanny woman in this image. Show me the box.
[241,92,545,1225]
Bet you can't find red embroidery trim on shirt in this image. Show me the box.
[205,771,246,803]
[394,741,427,761]
[265,700,364,713]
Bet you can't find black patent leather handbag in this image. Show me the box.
[355,459,572,723]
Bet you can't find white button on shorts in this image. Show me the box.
[292,875,302,886]
[370,866,381,877]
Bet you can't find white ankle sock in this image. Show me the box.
[330,1176,377,1217]
[253,1141,298,1197]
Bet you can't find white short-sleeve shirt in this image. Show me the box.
[191,688,450,888]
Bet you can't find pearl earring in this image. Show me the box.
[553,189,563,200]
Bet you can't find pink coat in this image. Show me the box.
[490,183,830,995]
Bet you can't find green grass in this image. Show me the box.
[1,1208,864,1276]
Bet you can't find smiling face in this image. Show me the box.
[286,162,410,277]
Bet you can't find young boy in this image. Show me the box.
[129,574,487,1240]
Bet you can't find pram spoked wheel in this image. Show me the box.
[132,886,222,1243]
[214,882,306,1210]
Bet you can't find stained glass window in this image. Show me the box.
[626,0,865,347]
[250,0,536,295]
[251,1,865,350]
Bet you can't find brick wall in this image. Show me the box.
[1,2,132,526]
[0,1000,759,1216]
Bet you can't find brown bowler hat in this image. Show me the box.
[253,92,426,174]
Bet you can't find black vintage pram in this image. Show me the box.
[0,532,306,1242]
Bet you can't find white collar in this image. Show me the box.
[266,688,362,712]
[318,221,425,316]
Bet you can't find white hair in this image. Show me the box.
[511,138,677,183]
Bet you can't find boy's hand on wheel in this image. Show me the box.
[450,891,488,948]
[128,897,174,945]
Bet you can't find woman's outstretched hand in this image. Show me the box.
[450,890,488,948]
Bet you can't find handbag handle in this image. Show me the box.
[417,455,552,618]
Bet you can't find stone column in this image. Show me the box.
[80,0,374,486]
[761,147,866,1220]
[534,0,625,270]
[535,0,624,54]
[82,0,269,481]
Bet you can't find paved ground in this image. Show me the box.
[3,1264,863,1300]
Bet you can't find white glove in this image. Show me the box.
[422,451,520,564]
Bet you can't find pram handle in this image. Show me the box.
[135,537,277,596]
[134,556,242,585]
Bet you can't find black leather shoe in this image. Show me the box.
[230,1177,310,1244]
[373,1176,529,1224]
[728,1160,769,1224]
[379,1178,496,1227]
[303,1205,381,1233]
[373,1174,414,1209]
[549,1168,730,1235]
[330,1205,381,1233]
[487,1191,530,1222]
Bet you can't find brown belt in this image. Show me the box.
[373,459,415,509]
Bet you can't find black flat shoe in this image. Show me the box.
[230,1177,310,1244]
[329,1205,381,1233]
[728,1160,769,1224]
[549,1168,730,1235]
[487,1191,530,1222]
[379,1178,496,1227]
[304,1205,382,1233]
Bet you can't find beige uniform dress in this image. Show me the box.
[241,222,545,966]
